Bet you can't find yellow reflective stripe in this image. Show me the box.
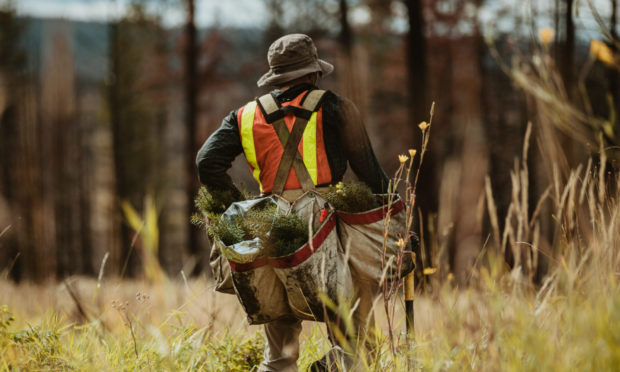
[240,102,262,192]
[302,111,318,185]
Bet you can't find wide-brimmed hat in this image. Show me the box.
[257,34,334,88]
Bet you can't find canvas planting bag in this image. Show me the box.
[270,191,354,321]
[217,198,295,325]
[336,194,414,291]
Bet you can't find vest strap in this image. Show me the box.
[257,93,280,119]
[301,89,326,111]
[266,89,326,195]
[272,117,312,195]
[272,120,315,193]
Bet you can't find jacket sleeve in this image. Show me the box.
[195,110,244,196]
[337,97,391,194]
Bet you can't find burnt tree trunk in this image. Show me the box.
[339,0,352,57]
[185,0,201,274]
[108,21,135,276]
[563,0,575,98]
[337,0,364,107]
[404,0,433,275]
[405,0,427,124]
[610,0,619,116]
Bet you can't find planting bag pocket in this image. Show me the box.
[219,197,294,325]
[228,258,293,324]
[208,237,235,294]
[337,195,414,290]
[271,191,354,321]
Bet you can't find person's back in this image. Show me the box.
[196,33,390,371]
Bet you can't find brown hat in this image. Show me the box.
[257,34,334,88]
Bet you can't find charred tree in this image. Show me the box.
[264,0,286,47]
[404,0,427,125]
[0,4,26,279]
[339,0,352,57]
[611,0,619,115]
[184,0,201,274]
[338,0,364,106]
[563,0,575,100]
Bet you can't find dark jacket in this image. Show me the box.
[196,83,389,195]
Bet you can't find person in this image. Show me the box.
[196,33,390,372]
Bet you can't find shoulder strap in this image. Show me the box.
[257,93,280,118]
[300,89,326,111]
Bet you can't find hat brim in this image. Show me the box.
[257,59,334,88]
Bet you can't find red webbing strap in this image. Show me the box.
[268,213,337,269]
[228,257,268,273]
[337,199,405,225]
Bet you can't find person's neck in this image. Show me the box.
[278,77,316,91]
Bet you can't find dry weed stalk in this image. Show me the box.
[378,102,435,353]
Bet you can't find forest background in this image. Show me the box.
[0,0,617,287]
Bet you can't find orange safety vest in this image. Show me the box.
[237,89,332,194]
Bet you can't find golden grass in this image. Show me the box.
[1,252,618,371]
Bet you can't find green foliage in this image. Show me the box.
[322,181,380,213]
[235,205,308,257]
[264,212,308,257]
[192,187,245,245]
[239,205,277,240]
[0,305,14,331]
[210,205,308,257]
[203,332,264,371]
[192,187,308,256]
[0,306,265,371]
[208,217,246,246]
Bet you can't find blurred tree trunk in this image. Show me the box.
[108,7,167,277]
[610,0,619,115]
[404,0,427,125]
[554,0,560,42]
[264,0,286,47]
[40,22,88,278]
[339,0,352,56]
[563,0,580,171]
[563,0,575,99]
[13,88,44,281]
[108,21,135,276]
[0,5,26,279]
[184,0,201,274]
[404,0,435,276]
[338,0,364,106]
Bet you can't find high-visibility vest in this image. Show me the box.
[237,89,332,194]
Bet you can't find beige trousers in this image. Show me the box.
[257,283,378,372]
